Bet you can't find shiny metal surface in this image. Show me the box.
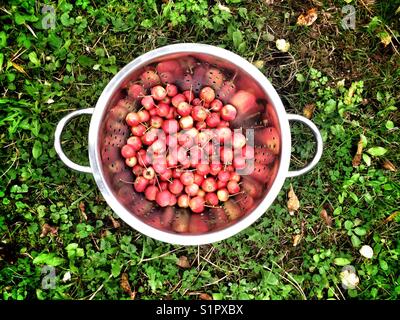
[55,43,323,245]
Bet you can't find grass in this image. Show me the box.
[0,0,399,300]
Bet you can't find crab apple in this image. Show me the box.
[128,84,145,99]
[125,112,140,126]
[232,132,246,149]
[189,146,205,167]
[126,136,142,151]
[206,112,220,128]
[241,145,254,159]
[177,194,190,208]
[218,120,230,128]
[195,121,206,130]
[160,182,168,191]
[166,154,178,168]
[186,127,199,140]
[130,120,148,139]
[227,180,240,194]
[185,183,199,197]
[179,116,194,130]
[134,176,149,193]
[209,162,222,175]
[226,165,234,172]
[151,139,167,154]
[125,156,137,167]
[230,171,241,182]
[169,194,177,206]
[191,106,208,122]
[149,108,158,117]
[142,129,158,145]
[150,115,163,128]
[197,189,206,198]
[162,96,171,104]
[192,98,202,106]
[121,144,136,158]
[137,110,150,123]
[172,168,183,179]
[156,190,173,207]
[216,127,232,144]
[176,101,191,117]
[200,87,215,104]
[189,196,205,213]
[217,179,227,189]
[153,159,167,174]
[144,185,158,201]
[205,192,219,206]
[196,163,210,176]
[166,84,178,97]
[221,104,237,121]
[217,170,230,182]
[137,149,150,166]
[141,96,155,110]
[151,85,167,101]
[159,168,172,181]
[156,102,170,117]
[233,156,246,169]
[143,167,155,180]
[217,188,229,202]
[194,173,204,186]
[165,106,176,120]
[220,147,233,164]
[210,99,223,112]
[132,164,144,176]
[169,179,184,195]
[180,171,195,186]
[171,94,186,108]
[177,147,190,165]
[202,177,217,193]
[162,119,179,135]
[183,90,194,103]
[166,135,178,149]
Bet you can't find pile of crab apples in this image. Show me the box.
[120,83,252,214]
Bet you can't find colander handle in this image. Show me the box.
[286,114,323,178]
[54,108,94,174]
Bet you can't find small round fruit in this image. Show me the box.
[206,112,220,128]
[176,101,191,117]
[185,184,199,197]
[131,124,146,137]
[132,164,144,176]
[138,110,150,122]
[121,144,136,158]
[125,156,137,167]
[199,86,215,104]
[156,102,170,117]
[227,180,240,194]
[166,84,178,97]
[233,156,246,169]
[171,94,186,108]
[126,112,140,126]
[144,185,158,201]
[179,116,194,130]
[126,136,142,151]
[230,171,241,182]
[143,167,155,180]
[221,104,237,121]
[189,196,205,213]
[162,119,179,134]
[191,106,207,122]
[169,179,184,195]
[177,194,190,208]
[210,99,223,112]
[150,116,163,128]
[156,190,172,207]
[218,170,231,182]
[196,163,210,176]
[180,171,195,186]
[217,188,229,202]
[134,176,148,193]
[201,177,217,193]
[205,192,219,206]
[141,96,155,110]
[220,147,233,164]
[151,85,167,101]
[232,132,246,149]
[183,90,194,103]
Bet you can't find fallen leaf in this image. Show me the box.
[79,202,88,221]
[385,211,400,223]
[297,8,318,27]
[352,138,364,167]
[287,184,300,216]
[252,60,265,69]
[276,39,290,52]
[110,216,121,229]
[293,234,302,246]
[382,160,396,172]
[120,273,133,298]
[320,209,332,227]
[177,256,190,269]
[199,293,212,300]
[380,32,392,47]
[303,104,315,119]
[40,223,58,238]
[11,61,29,77]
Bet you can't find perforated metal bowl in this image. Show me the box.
[54,44,323,245]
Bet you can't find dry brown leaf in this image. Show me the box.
[320,209,332,227]
[199,293,212,300]
[382,160,396,172]
[297,8,318,27]
[385,211,400,223]
[110,216,121,229]
[293,234,302,247]
[121,272,136,299]
[303,104,315,119]
[40,223,58,238]
[79,202,88,221]
[352,139,364,167]
[11,61,29,77]
[287,184,300,216]
[177,256,190,269]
